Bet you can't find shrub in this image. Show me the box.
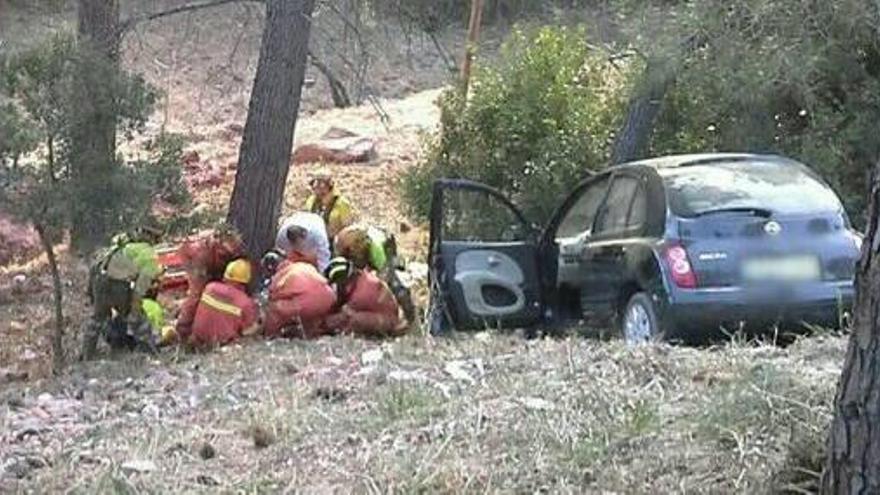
[635,0,880,227]
[402,26,632,225]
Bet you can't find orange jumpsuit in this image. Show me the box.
[326,270,403,337]
[190,281,258,347]
[175,232,245,339]
[264,252,337,338]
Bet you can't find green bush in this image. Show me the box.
[635,0,880,226]
[402,26,632,224]
[134,133,191,207]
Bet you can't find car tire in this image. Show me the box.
[621,292,663,345]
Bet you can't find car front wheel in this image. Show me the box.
[622,292,662,345]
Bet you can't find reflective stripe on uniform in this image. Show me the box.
[201,292,242,317]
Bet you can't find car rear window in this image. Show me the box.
[659,160,843,217]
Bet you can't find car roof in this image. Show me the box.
[614,152,794,171]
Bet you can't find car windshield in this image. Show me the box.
[660,159,843,217]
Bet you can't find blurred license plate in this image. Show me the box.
[742,255,820,282]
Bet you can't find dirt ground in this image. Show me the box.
[1,330,844,493]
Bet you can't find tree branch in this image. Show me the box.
[119,0,263,36]
[308,50,351,108]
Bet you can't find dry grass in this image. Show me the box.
[1,330,846,493]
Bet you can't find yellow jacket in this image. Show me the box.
[305,193,358,240]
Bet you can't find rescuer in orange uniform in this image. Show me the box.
[190,259,260,348]
[264,226,337,338]
[175,228,245,341]
[324,257,405,338]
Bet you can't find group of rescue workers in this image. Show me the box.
[82,170,416,359]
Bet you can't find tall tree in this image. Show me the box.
[610,58,672,164]
[73,0,121,252]
[228,0,317,261]
[822,163,880,492]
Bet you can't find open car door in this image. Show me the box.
[428,179,543,332]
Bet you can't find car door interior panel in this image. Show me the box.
[453,249,527,317]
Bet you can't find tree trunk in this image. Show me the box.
[36,225,65,375]
[309,51,352,108]
[611,58,673,165]
[227,0,316,262]
[822,163,880,493]
[73,0,121,253]
[460,0,483,97]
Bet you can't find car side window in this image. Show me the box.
[442,187,530,242]
[595,176,639,236]
[555,178,609,238]
[627,184,647,229]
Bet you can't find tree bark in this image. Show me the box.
[36,224,65,375]
[822,163,880,493]
[228,0,316,262]
[610,58,673,165]
[73,0,121,253]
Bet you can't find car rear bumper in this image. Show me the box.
[660,281,853,339]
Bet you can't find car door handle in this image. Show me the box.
[487,255,501,267]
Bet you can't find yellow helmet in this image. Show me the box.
[224,259,252,285]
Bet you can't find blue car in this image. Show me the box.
[429,153,861,343]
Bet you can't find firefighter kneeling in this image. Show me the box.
[324,257,406,338]
[175,228,246,342]
[264,226,337,338]
[334,224,416,326]
[189,259,259,348]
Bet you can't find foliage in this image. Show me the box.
[402,26,632,224]
[0,34,184,240]
[135,133,191,207]
[630,0,880,225]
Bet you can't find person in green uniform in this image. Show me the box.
[83,224,164,359]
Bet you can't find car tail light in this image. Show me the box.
[664,244,697,289]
